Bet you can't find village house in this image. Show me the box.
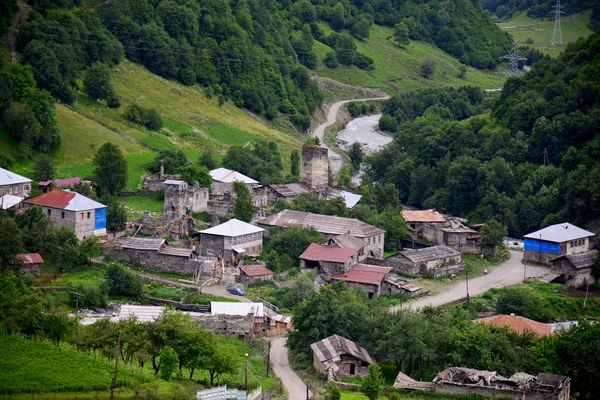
[386,245,463,277]
[210,302,267,335]
[209,168,259,198]
[383,275,428,297]
[258,209,385,257]
[239,263,274,284]
[0,167,32,198]
[550,249,597,287]
[299,243,359,281]
[0,193,24,210]
[38,177,92,192]
[402,209,477,251]
[473,313,552,337]
[325,233,371,262]
[163,179,208,220]
[523,223,595,265]
[331,264,392,299]
[311,334,375,379]
[197,218,265,264]
[16,253,44,277]
[23,190,107,239]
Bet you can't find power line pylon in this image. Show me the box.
[550,0,564,48]
[500,39,527,77]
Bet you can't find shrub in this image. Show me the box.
[107,97,121,108]
[105,264,142,297]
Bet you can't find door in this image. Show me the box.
[349,364,356,375]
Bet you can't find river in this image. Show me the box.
[335,113,393,154]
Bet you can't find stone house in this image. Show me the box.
[0,167,32,198]
[16,253,43,277]
[209,168,259,199]
[0,194,24,210]
[239,263,274,284]
[550,249,597,287]
[386,245,463,277]
[210,302,267,336]
[331,264,392,299]
[523,223,595,265]
[311,334,375,379]
[163,180,208,221]
[325,234,370,262]
[197,218,265,263]
[258,209,385,257]
[402,209,477,250]
[264,183,309,204]
[299,243,359,281]
[299,144,329,191]
[23,190,107,239]
[402,209,446,231]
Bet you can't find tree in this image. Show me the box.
[421,57,436,78]
[7,63,36,101]
[105,264,143,297]
[326,383,341,400]
[481,219,507,248]
[199,149,217,170]
[351,19,370,40]
[361,365,384,400]
[103,196,127,232]
[80,236,101,263]
[459,64,467,78]
[267,226,324,269]
[151,149,188,175]
[93,143,128,196]
[348,142,363,171]
[159,346,179,381]
[331,3,346,31]
[290,149,300,178]
[53,226,81,273]
[324,52,338,68]
[203,343,241,385]
[15,205,55,254]
[233,181,253,222]
[178,164,212,187]
[0,217,23,271]
[33,155,55,182]
[22,88,61,152]
[4,102,42,149]
[84,62,115,101]
[394,23,410,47]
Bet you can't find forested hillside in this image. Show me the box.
[368,32,600,237]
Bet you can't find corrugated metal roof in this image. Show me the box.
[164,179,185,185]
[300,243,357,263]
[210,302,264,317]
[402,209,446,223]
[240,264,273,277]
[269,183,309,197]
[524,223,595,243]
[397,245,461,263]
[331,264,391,285]
[0,194,24,209]
[329,234,366,249]
[474,314,552,337]
[25,190,106,211]
[119,305,164,322]
[39,177,82,188]
[210,168,258,184]
[199,218,264,237]
[16,253,44,264]
[0,167,32,186]
[158,247,195,257]
[326,189,362,209]
[310,334,375,365]
[552,249,597,269]
[258,209,384,237]
[119,237,165,251]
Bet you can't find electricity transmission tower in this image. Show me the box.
[550,0,564,48]
[500,39,527,77]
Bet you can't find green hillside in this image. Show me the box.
[498,10,595,57]
[313,24,506,93]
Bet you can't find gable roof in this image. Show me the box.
[199,218,264,237]
[119,237,166,251]
[0,167,32,186]
[396,245,461,263]
[39,177,83,189]
[17,253,44,264]
[268,183,309,198]
[158,247,195,257]
[24,190,106,211]
[240,263,273,277]
[0,194,24,209]
[300,243,357,263]
[119,305,164,322]
[523,223,595,243]
[402,209,446,223]
[311,334,375,366]
[474,314,552,337]
[552,249,597,269]
[210,168,258,184]
[328,234,366,249]
[258,209,384,238]
[331,264,391,285]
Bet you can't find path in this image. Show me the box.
[268,337,310,400]
[312,97,389,176]
[8,0,32,62]
[392,250,550,311]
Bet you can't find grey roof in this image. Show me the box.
[397,245,461,263]
[311,334,375,365]
[210,168,258,184]
[158,247,195,257]
[524,223,595,243]
[552,250,597,269]
[64,191,106,211]
[258,209,384,238]
[119,237,165,251]
[326,189,362,209]
[118,305,164,322]
[0,167,32,186]
[164,179,185,185]
[210,302,264,317]
[269,183,308,198]
[199,218,264,237]
[328,234,366,249]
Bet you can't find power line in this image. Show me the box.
[499,39,527,77]
[550,0,564,48]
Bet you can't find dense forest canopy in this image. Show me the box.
[368,32,600,237]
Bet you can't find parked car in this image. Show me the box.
[229,286,245,296]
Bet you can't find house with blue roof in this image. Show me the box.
[523,223,595,265]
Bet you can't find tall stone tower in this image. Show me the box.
[299,144,329,191]
[163,180,188,221]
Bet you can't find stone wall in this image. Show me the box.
[301,259,353,282]
[191,314,255,339]
[198,234,226,259]
[524,250,557,265]
[23,204,101,239]
[434,383,567,400]
[299,145,328,190]
[103,247,201,275]
[21,264,41,277]
[0,182,30,197]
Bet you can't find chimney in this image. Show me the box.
[159,159,165,179]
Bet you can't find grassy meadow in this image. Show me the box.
[498,10,594,57]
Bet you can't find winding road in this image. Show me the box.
[312,97,389,176]
[268,337,311,400]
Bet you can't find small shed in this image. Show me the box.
[551,249,597,287]
[386,245,463,277]
[239,263,274,284]
[17,253,43,277]
[299,243,358,281]
[311,334,375,378]
[331,264,391,298]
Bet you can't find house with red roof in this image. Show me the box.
[16,253,44,277]
[239,263,274,284]
[473,313,552,337]
[299,243,359,281]
[332,264,392,298]
[38,177,92,193]
[23,189,107,239]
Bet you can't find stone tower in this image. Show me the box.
[299,144,329,191]
[163,180,188,221]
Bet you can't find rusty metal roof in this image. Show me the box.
[311,334,375,365]
[25,190,75,209]
[239,263,273,277]
[401,209,446,223]
[474,314,552,337]
[331,264,391,285]
[300,243,357,263]
[17,253,44,264]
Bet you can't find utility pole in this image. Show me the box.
[465,268,470,303]
[550,0,564,48]
[110,331,122,400]
[266,341,271,377]
[244,353,249,392]
[523,254,527,281]
[69,292,84,317]
[584,279,590,309]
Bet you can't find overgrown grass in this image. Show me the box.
[498,10,594,58]
[205,124,262,146]
[0,335,152,394]
[123,193,164,219]
[184,293,239,304]
[145,282,188,301]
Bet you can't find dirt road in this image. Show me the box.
[312,97,389,176]
[391,250,550,311]
[268,337,310,400]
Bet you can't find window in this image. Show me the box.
[61,211,65,219]
[8,186,12,194]
[204,192,207,198]
[207,249,215,256]
[196,194,198,200]
[87,212,91,219]
[47,209,51,217]
[24,185,29,191]
[80,213,84,220]
[532,254,537,260]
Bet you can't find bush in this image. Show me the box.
[354,53,374,70]
[124,104,163,131]
[107,97,121,109]
[105,264,143,297]
[324,51,338,68]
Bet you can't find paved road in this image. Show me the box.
[312,97,389,176]
[202,284,252,302]
[268,337,310,400]
[392,250,551,311]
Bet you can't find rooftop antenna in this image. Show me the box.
[550,0,564,48]
[499,39,527,77]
